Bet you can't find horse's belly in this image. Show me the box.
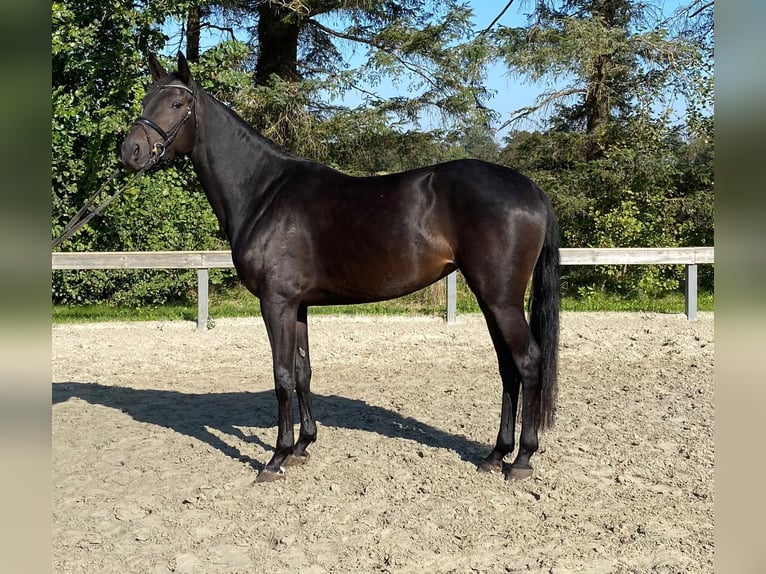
[312,249,454,304]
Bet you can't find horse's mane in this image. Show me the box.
[197,82,306,163]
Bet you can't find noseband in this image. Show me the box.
[133,83,196,166]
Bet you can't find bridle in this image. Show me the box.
[51,83,198,249]
[132,83,197,167]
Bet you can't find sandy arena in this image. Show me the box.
[52,312,714,573]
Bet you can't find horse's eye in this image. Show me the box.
[172,101,183,109]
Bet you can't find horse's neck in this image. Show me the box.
[189,92,296,242]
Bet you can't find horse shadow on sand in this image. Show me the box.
[52,381,488,472]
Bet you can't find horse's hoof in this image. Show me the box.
[284,451,311,467]
[507,465,533,481]
[256,467,285,483]
[477,459,503,474]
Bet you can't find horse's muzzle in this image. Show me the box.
[120,131,151,172]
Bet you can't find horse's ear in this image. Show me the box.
[177,51,192,84]
[148,53,166,82]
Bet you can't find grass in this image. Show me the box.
[52,282,714,324]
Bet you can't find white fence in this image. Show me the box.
[52,247,714,329]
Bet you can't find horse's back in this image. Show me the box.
[277,157,544,214]
[427,159,547,213]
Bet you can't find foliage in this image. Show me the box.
[502,118,714,296]
[52,5,230,305]
[52,0,161,247]
[182,0,496,129]
[51,0,714,307]
[494,0,714,297]
[494,0,711,134]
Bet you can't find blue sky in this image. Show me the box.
[468,1,552,134]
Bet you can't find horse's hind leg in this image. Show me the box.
[285,304,316,466]
[477,314,521,474]
[477,301,543,481]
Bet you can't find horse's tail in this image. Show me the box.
[529,193,560,431]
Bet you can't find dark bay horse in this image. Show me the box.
[120,52,560,483]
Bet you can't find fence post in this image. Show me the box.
[446,271,457,324]
[197,268,209,330]
[685,263,697,322]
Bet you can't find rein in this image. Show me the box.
[52,163,149,249]
[52,84,197,250]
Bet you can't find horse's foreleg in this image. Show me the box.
[257,297,299,483]
[285,304,316,466]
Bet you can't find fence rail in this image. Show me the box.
[53,247,714,329]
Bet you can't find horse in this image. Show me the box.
[120,52,560,483]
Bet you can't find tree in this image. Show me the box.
[52,0,165,247]
[495,0,714,296]
[254,0,302,84]
[163,1,495,138]
[495,0,712,138]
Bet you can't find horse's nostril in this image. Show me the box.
[132,144,140,159]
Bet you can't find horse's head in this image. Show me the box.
[121,52,198,172]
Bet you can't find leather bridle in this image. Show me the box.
[133,83,196,166]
